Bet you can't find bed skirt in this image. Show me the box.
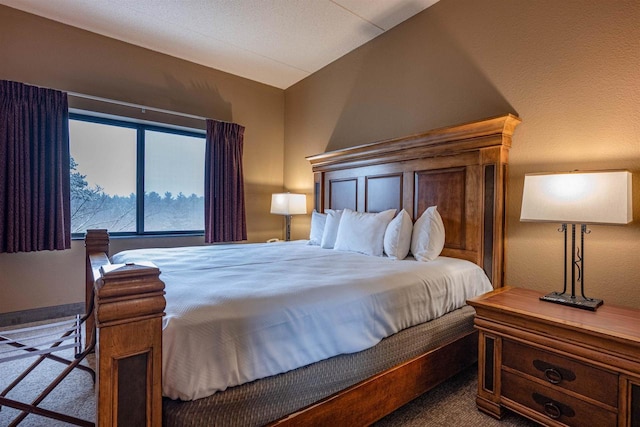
[163,304,476,426]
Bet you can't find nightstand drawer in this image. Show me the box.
[502,371,617,427]
[502,340,618,407]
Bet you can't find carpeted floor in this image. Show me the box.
[1,319,538,426]
[375,367,538,427]
[0,318,96,427]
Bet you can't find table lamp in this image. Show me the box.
[520,170,632,310]
[270,193,307,241]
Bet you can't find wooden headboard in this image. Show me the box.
[306,114,521,288]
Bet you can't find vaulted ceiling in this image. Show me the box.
[0,0,439,89]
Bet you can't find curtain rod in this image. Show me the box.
[7,80,215,122]
[67,91,208,122]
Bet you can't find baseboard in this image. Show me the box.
[0,302,85,327]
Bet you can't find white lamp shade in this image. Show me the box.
[270,193,307,215]
[520,171,632,224]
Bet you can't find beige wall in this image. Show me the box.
[0,6,285,313]
[284,0,640,308]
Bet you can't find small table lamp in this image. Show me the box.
[270,193,307,241]
[520,170,632,310]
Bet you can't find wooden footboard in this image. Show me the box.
[86,229,166,427]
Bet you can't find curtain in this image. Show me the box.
[204,119,247,243]
[0,81,71,253]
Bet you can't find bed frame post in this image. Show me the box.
[86,230,166,427]
[85,229,110,349]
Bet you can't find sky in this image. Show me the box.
[69,119,205,197]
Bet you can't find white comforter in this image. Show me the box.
[112,241,492,401]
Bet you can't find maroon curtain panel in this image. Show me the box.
[204,119,247,243]
[0,81,71,252]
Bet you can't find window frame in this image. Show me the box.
[69,112,207,239]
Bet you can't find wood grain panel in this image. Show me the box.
[313,174,322,212]
[483,164,496,282]
[631,382,640,427]
[329,179,357,210]
[117,352,148,427]
[366,174,402,213]
[484,336,495,393]
[414,168,466,249]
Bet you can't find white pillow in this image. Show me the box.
[410,206,445,262]
[308,210,327,245]
[320,209,343,249]
[383,209,413,260]
[334,208,397,256]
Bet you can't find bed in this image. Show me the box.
[85,113,521,426]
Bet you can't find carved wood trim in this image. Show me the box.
[307,114,521,171]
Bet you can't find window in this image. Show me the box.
[69,113,205,236]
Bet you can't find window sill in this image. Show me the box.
[71,231,204,241]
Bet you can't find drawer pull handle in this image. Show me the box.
[544,402,562,419]
[544,368,562,384]
[533,393,575,419]
[533,359,576,383]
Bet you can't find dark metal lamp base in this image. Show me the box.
[540,292,603,311]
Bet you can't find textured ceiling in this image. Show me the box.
[0,0,439,89]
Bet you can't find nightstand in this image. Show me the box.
[467,286,640,427]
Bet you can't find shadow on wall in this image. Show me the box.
[325,7,517,152]
[68,76,233,129]
[163,75,233,123]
